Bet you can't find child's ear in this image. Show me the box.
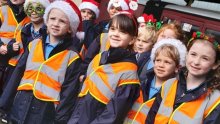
[68,28,72,34]
[212,61,220,70]
[175,65,181,73]
[129,37,136,45]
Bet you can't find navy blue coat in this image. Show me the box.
[68,47,140,124]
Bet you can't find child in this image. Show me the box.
[68,11,140,124]
[124,38,187,124]
[156,22,185,42]
[1,0,82,123]
[79,0,138,82]
[76,0,100,55]
[0,1,50,121]
[3,0,50,92]
[0,0,30,93]
[146,32,220,124]
[134,26,156,80]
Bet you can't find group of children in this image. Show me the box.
[0,0,219,124]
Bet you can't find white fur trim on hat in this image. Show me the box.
[24,0,50,11]
[150,39,187,66]
[43,0,80,35]
[137,16,145,23]
[107,0,129,12]
[79,2,100,19]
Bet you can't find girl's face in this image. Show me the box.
[157,29,176,42]
[134,35,153,53]
[186,41,218,78]
[154,52,178,80]
[108,6,122,18]
[108,23,134,49]
[10,0,24,5]
[26,2,45,23]
[46,9,71,38]
[81,9,94,21]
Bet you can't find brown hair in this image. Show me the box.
[109,13,138,37]
[154,45,180,66]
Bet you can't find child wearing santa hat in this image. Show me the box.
[0,0,82,123]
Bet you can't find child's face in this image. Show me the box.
[186,41,217,78]
[46,9,71,38]
[10,0,24,5]
[26,2,45,23]
[108,23,134,49]
[134,35,153,53]
[108,5,122,18]
[81,9,94,21]
[157,29,176,42]
[154,52,178,80]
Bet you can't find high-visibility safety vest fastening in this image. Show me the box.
[79,53,140,104]
[17,39,80,103]
[0,5,30,45]
[124,90,156,124]
[154,78,220,124]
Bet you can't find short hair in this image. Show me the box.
[154,45,180,66]
[138,26,156,44]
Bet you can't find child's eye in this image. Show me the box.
[202,57,209,61]
[110,27,115,30]
[49,17,55,20]
[190,52,196,56]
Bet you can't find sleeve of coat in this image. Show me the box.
[0,47,29,111]
[80,35,101,75]
[54,57,82,124]
[145,90,162,124]
[90,84,140,124]
[203,103,220,124]
[6,39,19,57]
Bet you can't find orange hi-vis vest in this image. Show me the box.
[17,39,80,103]
[154,78,220,124]
[124,90,156,124]
[79,33,109,60]
[8,30,24,66]
[79,53,140,104]
[0,5,30,44]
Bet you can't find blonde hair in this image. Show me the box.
[138,26,156,44]
[154,45,180,66]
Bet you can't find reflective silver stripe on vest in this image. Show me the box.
[35,81,60,100]
[82,53,139,103]
[0,6,17,44]
[171,90,220,124]
[156,78,177,118]
[19,79,35,86]
[19,39,79,101]
[100,33,109,53]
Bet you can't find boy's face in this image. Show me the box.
[134,35,154,53]
[154,52,178,80]
[81,9,94,21]
[10,0,25,5]
[26,2,45,23]
[108,5,122,18]
[46,9,71,38]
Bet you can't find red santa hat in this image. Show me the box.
[79,0,100,19]
[43,0,82,36]
[24,0,50,11]
[107,0,138,12]
[137,13,157,23]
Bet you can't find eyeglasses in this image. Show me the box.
[26,3,45,16]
